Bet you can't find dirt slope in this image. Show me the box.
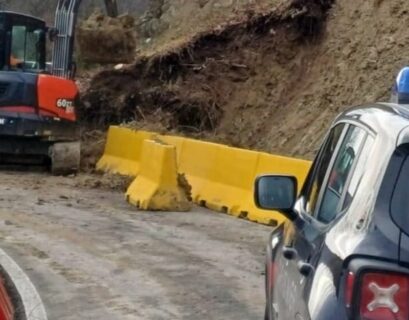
[269,0,409,158]
[140,0,283,53]
[80,0,409,161]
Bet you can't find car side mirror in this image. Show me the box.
[254,175,298,220]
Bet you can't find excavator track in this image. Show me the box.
[49,141,81,175]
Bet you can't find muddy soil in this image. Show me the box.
[0,171,271,320]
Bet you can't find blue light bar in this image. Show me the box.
[392,67,409,104]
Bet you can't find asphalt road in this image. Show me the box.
[0,171,271,320]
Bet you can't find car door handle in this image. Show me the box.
[282,247,298,260]
[297,261,315,277]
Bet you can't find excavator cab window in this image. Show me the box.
[11,25,44,70]
[0,12,46,72]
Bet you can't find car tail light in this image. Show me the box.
[344,272,355,308]
[360,272,409,320]
[346,271,409,320]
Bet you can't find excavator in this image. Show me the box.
[0,0,83,174]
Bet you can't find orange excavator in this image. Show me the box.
[0,0,82,174]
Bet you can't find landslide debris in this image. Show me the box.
[79,0,409,163]
[80,0,332,140]
[77,10,137,64]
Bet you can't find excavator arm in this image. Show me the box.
[51,0,82,79]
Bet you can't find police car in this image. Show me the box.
[256,68,409,320]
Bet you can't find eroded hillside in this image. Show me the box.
[80,0,409,160]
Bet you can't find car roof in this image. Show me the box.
[334,103,409,143]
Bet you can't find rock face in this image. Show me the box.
[77,11,137,64]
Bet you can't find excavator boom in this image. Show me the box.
[52,0,82,79]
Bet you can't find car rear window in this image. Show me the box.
[391,152,409,235]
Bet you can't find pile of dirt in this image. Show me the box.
[80,67,223,134]
[77,11,137,64]
[80,129,106,172]
[79,0,409,164]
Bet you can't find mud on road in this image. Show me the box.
[0,171,271,319]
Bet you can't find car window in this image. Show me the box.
[316,126,367,223]
[391,148,409,235]
[304,124,346,215]
[341,135,374,211]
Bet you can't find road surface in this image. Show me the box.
[0,171,271,320]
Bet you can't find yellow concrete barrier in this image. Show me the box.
[160,135,186,164]
[96,126,154,176]
[126,139,191,211]
[200,146,259,216]
[177,138,221,203]
[177,141,310,226]
[98,126,312,225]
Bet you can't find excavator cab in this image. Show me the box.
[0,2,82,174]
[0,12,47,72]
